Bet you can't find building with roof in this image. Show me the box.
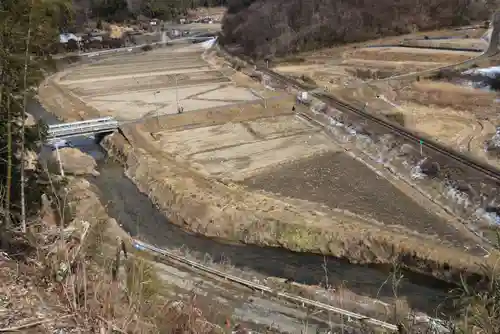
[59,33,82,44]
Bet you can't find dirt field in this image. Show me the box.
[157,115,336,180]
[48,46,262,120]
[243,150,478,249]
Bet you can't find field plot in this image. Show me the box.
[373,80,499,166]
[154,115,338,180]
[346,47,477,64]
[55,47,260,120]
[243,151,480,250]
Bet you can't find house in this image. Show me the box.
[59,33,81,44]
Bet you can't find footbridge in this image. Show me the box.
[47,117,119,142]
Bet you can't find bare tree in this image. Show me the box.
[221,0,494,59]
[20,0,34,233]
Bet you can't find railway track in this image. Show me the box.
[258,66,500,184]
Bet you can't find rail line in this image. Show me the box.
[132,239,399,332]
[257,66,500,184]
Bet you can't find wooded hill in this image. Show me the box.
[73,0,227,24]
[220,0,497,59]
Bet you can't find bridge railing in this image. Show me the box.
[48,117,116,130]
[47,118,119,139]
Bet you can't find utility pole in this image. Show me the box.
[54,143,65,177]
[175,74,179,111]
[154,90,160,128]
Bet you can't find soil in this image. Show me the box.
[47,147,99,176]
[243,151,478,250]
[155,115,337,181]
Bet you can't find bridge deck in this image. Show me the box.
[47,117,119,140]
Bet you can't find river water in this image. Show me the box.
[29,99,455,318]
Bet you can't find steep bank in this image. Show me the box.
[102,125,494,285]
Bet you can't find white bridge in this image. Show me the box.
[47,117,119,142]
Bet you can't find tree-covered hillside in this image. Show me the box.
[73,0,227,23]
[221,0,497,59]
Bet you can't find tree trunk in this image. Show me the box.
[5,91,12,228]
[0,69,4,228]
[20,2,33,233]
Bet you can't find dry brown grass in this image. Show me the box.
[402,38,487,50]
[0,175,224,334]
[347,48,475,63]
[345,67,399,80]
[342,59,442,72]
[397,80,497,110]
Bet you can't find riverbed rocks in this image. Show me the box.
[50,148,99,176]
[26,112,36,126]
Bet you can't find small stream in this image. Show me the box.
[29,99,456,318]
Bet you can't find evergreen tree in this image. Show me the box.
[0,0,72,236]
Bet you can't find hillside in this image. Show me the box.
[72,0,227,24]
[221,0,496,59]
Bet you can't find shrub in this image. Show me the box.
[141,44,153,52]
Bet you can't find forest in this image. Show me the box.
[72,0,227,23]
[221,0,497,59]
